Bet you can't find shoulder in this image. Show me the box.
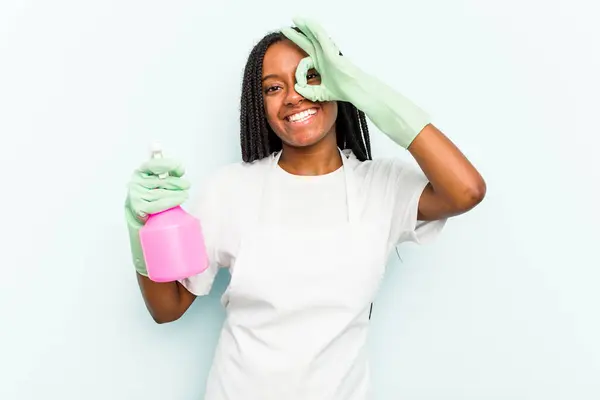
[213,154,272,178]
[201,155,272,195]
[344,150,430,225]
[344,150,422,188]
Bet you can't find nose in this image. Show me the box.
[284,85,304,106]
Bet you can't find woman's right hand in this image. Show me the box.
[126,156,191,223]
[125,156,197,318]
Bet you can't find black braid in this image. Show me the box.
[240,30,372,163]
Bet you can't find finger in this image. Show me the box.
[132,186,187,202]
[289,28,325,84]
[294,83,330,103]
[281,27,315,56]
[133,190,189,215]
[143,195,188,215]
[131,174,191,191]
[295,56,315,87]
[291,18,321,53]
[298,18,339,57]
[138,157,186,177]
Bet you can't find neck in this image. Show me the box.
[278,131,341,176]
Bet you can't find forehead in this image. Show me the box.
[262,39,308,76]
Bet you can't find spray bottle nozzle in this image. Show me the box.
[150,141,168,179]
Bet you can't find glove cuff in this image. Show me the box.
[352,73,431,149]
[367,94,431,148]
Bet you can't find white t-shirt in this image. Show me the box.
[264,164,348,227]
[180,151,445,296]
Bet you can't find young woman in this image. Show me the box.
[125,17,485,400]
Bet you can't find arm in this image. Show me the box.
[136,273,197,324]
[279,19,485,220]
[408,123,486,221]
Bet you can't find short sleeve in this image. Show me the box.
[178,170,230,296]
[386,160,447,246]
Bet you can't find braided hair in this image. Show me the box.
[240,30,372,163]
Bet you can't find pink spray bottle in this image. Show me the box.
[139,143,209,282]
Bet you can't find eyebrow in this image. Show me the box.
[262,74,278,82]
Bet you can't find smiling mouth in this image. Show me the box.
[285,108,318,124]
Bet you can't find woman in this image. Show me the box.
[125,17,485,400]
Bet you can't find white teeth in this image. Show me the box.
[287,108,316,122]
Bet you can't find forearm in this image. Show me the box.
[408,124,486,213]
[136,273,195,323]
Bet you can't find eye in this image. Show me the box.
[264,85,281,94]
[307,70,320,83]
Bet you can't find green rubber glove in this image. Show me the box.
[281,17,431,149]
[124,157,190,276]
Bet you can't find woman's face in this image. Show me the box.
[261,39,338,148]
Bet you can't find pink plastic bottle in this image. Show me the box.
[139,143,209,282]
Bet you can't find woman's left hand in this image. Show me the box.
[280,17,363,105]
[281,16,431,149]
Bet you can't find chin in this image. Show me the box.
[280,129,331,148]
